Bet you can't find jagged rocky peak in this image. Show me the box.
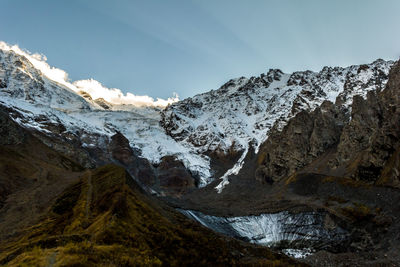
[255,60,400,188]
[0,49,46,100]
[161,59,394,191]
[256,100,349,184]
[162,60,393,152]
[0,41,396,193]
[0,46,91,111]
[217,69,284,94]
[264,68,284,81]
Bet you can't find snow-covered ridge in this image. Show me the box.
[0,41,394,192]
[0,42,178,108]
[162,59,394,192]
[0,42,211,185]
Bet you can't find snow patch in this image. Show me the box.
[282,248,314,259]
[215,146,248,193]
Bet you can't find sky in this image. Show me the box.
[1,0,400,99]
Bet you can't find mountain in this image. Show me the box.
[1,41,400,265]
[161,60,393,192]
[0,42,394,194]
[173,61,400,266]
[0,110,299,266]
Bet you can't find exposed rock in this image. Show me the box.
[108,131,157,188]
[108,132,195,197]
[33,114,67,134]
[334,61,400,185]
[0,79,6,88]
[0,107,25,145]
[206,144,243,178]
[77,90,92,100]
[109,131,135,165]
[256,101,348,183]
[256,61,400,187]
[377,146,400,188]
[157,156,196,196]
[94,97,112,109]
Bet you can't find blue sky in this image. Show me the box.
[2,0,400,99]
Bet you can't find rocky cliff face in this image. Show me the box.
[256,61,400,188]
[336,62,400,187]
[161,59,393,191]
[256,101,348,183]
[108,131,196,197]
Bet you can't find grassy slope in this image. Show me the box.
[0,134,302,266]
[0,130,84,243]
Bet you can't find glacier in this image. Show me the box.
[179,209,348,258]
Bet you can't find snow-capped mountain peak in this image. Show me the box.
[0,41,179,109]
[161,59,393,192]
[0,41,394,193]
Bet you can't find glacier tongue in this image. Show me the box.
[179,209,348,258]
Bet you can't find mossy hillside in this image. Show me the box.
[1,164,303,266]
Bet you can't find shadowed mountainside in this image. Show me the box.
[165,61,400,265]
[0,111,302,266]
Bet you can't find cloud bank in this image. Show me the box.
[73,79,179,107]
[0,41,179,108]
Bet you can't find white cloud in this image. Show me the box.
[73,79,179,107]
[0,41,178,108]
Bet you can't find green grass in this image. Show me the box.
[1,165,302,266]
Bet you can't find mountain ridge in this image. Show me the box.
[0,42,394,195]
[2,41,400,265]
[0,112,298,266]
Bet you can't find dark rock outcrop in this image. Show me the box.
[109,131,135,165]
[0,78,6,88]
[333,62,400,185]
[156,155,196,196]
[108,132,196,197]
[256,60,400,187]
[256,101,348,183]
[108,131,157,189]
[0,107,26,145]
